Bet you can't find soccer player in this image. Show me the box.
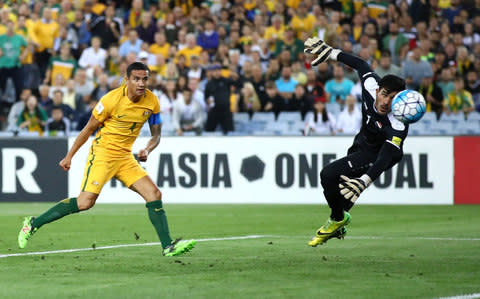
[304,38,407,246]
[18,62,196,256]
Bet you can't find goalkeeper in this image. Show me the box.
[304,38,408,246]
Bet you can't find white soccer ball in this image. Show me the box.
[391,90,426,124]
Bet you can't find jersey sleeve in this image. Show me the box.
[336,51,381,102]
[92,94,114,123]
[385,114,408,150]
[365,115,408,181]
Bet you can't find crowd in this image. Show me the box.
[0,0,479,137]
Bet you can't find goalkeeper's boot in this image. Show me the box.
[308,212,351,247]
[18,216,37,249]
[163,238,196,256]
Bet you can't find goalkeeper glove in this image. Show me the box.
[304,37,341,66]
[338,174,372,203]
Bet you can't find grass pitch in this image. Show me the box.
[0,203,479,298]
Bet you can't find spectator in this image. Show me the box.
[0,20,27,101]
[136,11,156,45]
[291,3,315,39]
[456,46,475,75]
[51,89,74,121]
[263,15,284,51]
[375,51,402,78]
[264,80,281,113]
[70,9,91,56]
[17,95,48,136]
[336,95,362,135]
[90,3,121,49]
[53,15,79,56]
[305,69,326,105]
[465,70,480,112]
[316,62,333,84]
[32,8,60,79]
[124,0,144,29]
[7,88,31,132]
[149,32,170,59]
[304,99,336,136]
[76,99,97,131]
[176,33,203,68]
[187,55,205,83]
[437,68,455,98]
[78,36,107,70]
[38,85,54,115]
[64,79,82,112]
[239,39,254,66]
[275,64,298,100]
[402,47,433,90]
[49,73,68,99]
[172,88,204,136]
[274,26,304,62]
[291,84,313,120]
[91,73,110,101]
[44,42,78,85]
[418,75,444,120]
[204,64,234,134]
[158,79,183,114]
[238,82,262,116]
[324,65,355,104]
[382,22,409,66]
[46,105,70,136]
[119,29,143,57]
[74,68,95,107]
[188,78,207,113]
[82,0,99,30]
[197,18,219,56]
[291,61,307,85]
[249,63,268,109]
[463,23,480,50]
[418,39,434,62]
[444,76,475,118]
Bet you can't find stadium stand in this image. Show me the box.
[0,0,479,137]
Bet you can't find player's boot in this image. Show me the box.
[163,238,196,256]
[18,216,37,249]
[308,212,351,247]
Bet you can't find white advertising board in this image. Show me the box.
[68,136,453,204]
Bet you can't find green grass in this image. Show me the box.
[1,204,480,299]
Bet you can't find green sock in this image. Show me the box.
[32,198,80,229]
[146,200,172,249]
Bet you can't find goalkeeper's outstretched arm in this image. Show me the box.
[336,52,373,79]
[304,37,373,79]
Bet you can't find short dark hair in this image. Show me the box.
[380,50,391,57]
[378,74,405,94]
[126,62,150,78]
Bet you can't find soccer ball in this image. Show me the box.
[391,90,426,124]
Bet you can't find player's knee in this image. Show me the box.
[152,188,162,202]
[320,166,339,189]
[77,198,95,211]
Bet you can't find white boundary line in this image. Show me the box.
[0,235,267,259]
[348,236,480,241]
[2,234,480,259]
[437,293,480,299]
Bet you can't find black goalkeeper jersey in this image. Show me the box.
[337,52,409,181]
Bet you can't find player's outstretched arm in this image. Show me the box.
[59,115,101,171]
[138,123,161,162]
[304,37,373,78]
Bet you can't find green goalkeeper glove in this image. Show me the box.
[339,174,372,203]
[304,37,342,66]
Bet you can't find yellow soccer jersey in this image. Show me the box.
[91,85,160,158]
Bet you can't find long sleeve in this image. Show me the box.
[336,52,373,79]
